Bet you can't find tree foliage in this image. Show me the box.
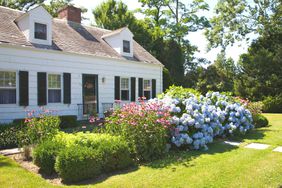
[235,31,282,100]
[205,0,281,50]
[0,0,44,10]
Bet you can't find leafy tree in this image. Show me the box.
[235,31,282,100]
[205,0,281,50]
[163,67,173,91]
[93,0,135,30]
[0,0,44,10]
[43,0,72,17]
[138,0,210,83]
[162,39,185,85]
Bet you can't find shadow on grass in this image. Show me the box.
[0,156,14,167]
[228,128,270,142]
[145,141,238,169]
[64,166,139,186]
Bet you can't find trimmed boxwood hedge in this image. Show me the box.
[73,133,134,172]
[55,145,103,183]
[33,132,134,183]
[33,139,65,175]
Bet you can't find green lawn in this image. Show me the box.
[1,114,282,188]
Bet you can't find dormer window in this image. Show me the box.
[34,22,47,40]
[123,40,130,53]
[102,27,134,57]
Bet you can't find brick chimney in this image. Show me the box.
[58,5,81,24]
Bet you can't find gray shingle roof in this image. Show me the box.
[0,6,163,66]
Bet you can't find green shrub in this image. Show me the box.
[159,85,201,100]
[0,123,22,149]
[73,133,133,172]
[262,95,282,113]
[246,101,263,115]
[59,116,78,129]
[33,132,133,182]
[104,102,171,162]
[55,145,102,183]
[13,119,26,126]
[33,139,64,175]
[18,110,60,146]
[253,114,269,128]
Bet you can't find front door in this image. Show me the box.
[82,74,98,116]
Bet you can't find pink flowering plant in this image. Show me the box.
[18,108,60,146]
[104,98,172,162]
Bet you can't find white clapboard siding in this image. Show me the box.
[0,45,163,123]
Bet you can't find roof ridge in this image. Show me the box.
[53,18,112,32]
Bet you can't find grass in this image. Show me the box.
[230,113,282,146]
[0,113,282,188]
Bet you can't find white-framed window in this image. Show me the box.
[0,71,16,104]
[48,74,61,103]
[120,77,130,101]
[34,22,47,40]
[143,79,151,100]
[123,40,130,53]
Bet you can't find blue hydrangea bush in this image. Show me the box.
[149,92,253,150]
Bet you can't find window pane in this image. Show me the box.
[121,78,129,89]
[0,71,16,88]
[144,91,151,100]
[121,90,129,100]
[123,40,130,53]
[48,74,61,89]
[0,89,16,104]
[34,23,47,40]
[48,89,61,103]
[144,80,151,90]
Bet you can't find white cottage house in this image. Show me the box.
[0,5,164,123]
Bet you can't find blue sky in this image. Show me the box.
[72,0,253,63]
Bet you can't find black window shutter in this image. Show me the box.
[63,73,71,104]
[114,76,120,100]
[138,78,143,98]
[19,71,29,106]
[37,72,47,106]
[130,77,136,101]
[152,79,156,98]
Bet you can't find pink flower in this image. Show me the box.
[82,125,87,129]
[24,118,31,123]
[89,116,95,123]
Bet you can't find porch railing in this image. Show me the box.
[77,102,114,120]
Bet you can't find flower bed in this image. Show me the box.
[104,88,254,155]
[104,100,171,162]
[150,91,254,150]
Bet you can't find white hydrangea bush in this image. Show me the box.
[149,91,254,150]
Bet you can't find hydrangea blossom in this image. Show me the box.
[155,92,253,150]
